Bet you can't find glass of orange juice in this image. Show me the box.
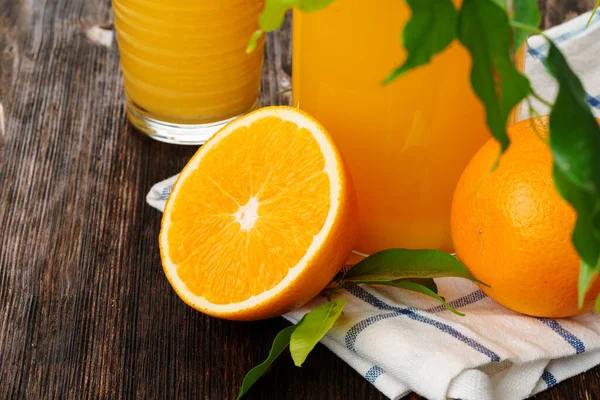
[113,0,264,144]
[293,0,523,254]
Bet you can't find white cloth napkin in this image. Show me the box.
[147,10,600,400]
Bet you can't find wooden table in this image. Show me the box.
[1,1,597,399]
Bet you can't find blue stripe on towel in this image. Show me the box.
[348,285,406,312]
[527,47,600,111]
[345,310,409,351]
[531,9,600,54]
[541,369,558,388]
[365,366,385,384]
[345,286,501,362]
[528,46,544,60]
[161,185,173,199]
[538,318,585,354]
[425,289,487,314]
[587,95,600,109]
[404,311,501,362]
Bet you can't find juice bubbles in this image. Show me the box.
[113,0,264,143]
[293,0,520,254]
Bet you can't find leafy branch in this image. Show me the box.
[237,298,345,399]
[237,249,484,397]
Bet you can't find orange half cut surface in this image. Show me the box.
[159,106,358,320]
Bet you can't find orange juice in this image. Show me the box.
[113,0,264,143]
[293,0,521,253]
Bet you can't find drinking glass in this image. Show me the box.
[113,0,265,144]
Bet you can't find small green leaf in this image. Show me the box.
[296,0,337,12]
[343,249,488,286]
[290,298,346,367]
[512,0,541,51]
[578,261,599,308]
[596,293,600,312]
[258,0,291,32]
[237,323,298,399]
[543,42,600,297]
[248,0,336,52]
[259,0,335,32]
[382,280,464,316]
[246,29,264,53]
[405,278,438,293]
[347,278,438,293]
[457,0,532,152]
[383,0,457,84]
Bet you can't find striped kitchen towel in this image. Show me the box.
[147,10,600,400]
[522,10,600,119]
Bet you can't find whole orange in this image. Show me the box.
[450,116,600,318]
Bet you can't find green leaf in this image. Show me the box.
[246,29,264,53]
[596,293,600,312]
[543,42,600,292]
[290,298,346,367]
[380,280,464,316]
[248,0,336,52]
[404,278,438,293]
[545,43,600,194]
[457,0,532,152]
[578,261,599,308]
[258,0,293,32]
[555,167,600,264]
[295,0,337,12]
[555,169,600,308]
[492,0,508,10]
[543,41,600,304]
[367,277,438,290]
[370,278,438,292]
[237,324,298,399]
[343,249,488,286]
[352,277,438,293]
[383,0,457,84]
[512,0,541,51]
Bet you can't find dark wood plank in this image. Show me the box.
[0,1,597,400]
[0,3,383,399]
[539,0,597,29]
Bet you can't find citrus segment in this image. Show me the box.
[160,106,358,320]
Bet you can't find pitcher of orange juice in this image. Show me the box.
[113,0,264,144]
[293,0,523,254]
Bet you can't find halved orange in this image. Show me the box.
[159,106,358,320]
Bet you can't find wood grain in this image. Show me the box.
[0,1,597,399]
[539,0,597,28]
